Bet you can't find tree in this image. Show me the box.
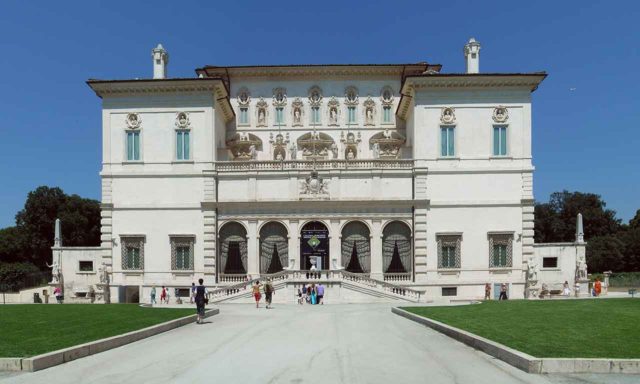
[630,209,640,229]
[9,186,101,268]
[586,235,625,273]
[0,227,26,263]
[534,191,621,243]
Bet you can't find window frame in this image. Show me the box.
[492,124,508,157]
[121,236,145,271]
[170,235,195,271]
[382,106,392,124]
[437,234,462,269]
[78,261,94,272]
[347,106,357,124]
[542,257,559,269]
[275,107,285,126]
[488,232,514,268]
[125,130,142,162]
[440,125,456,158]
[175,129,191,161]
[238,107,250,126]
[311,106,321,125]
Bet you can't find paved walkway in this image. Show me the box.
[1,304,637,384]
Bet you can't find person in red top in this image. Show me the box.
[594,278,602,296]
[160,286,167,304]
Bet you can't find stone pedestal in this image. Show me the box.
[576,279,590,297]
[527,279,539,299]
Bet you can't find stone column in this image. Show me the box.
[330,219,342,270]
[370,219,383,280]
[288,219,299,269]
[247,220,259,276]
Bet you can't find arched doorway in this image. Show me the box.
[260,222,289,274]
[383,221,412,277]
[300,221,329,270]
[219,222,248,279]
[341,221,371,273]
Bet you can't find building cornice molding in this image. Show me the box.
[196,64,437,79]
[86,78,235,122]
[397,73,547,120]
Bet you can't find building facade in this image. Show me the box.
[55,40,588,303]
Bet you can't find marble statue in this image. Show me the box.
[347,149,355,160]
[527,257,538,281]
[258,108,266,125]
[289,142,297,159]
[249,144,257,160]
[275,151,283,161]
[383,128,392,139]
[372,143,380,159]
[366,107,374,124]
[329,107,337,124]
[331,143,338,159]
[294,108,301,124]
[47,260,61,284]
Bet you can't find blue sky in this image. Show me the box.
[0,0,638,228]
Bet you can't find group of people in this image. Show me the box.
[252,280,275,308]
[484,283,509,300]
[150,286,174,304]
[149,281,209,324]
[298,283,324,305]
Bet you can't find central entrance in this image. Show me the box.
[300,221,330,270]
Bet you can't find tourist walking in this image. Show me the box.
[264,279,274,309]
[53,286,62,304]
[160,286,167,304]
[594,278,602,297]
[190,282,196,304]
[151,286,157,304]
[499,283,508,300]
[310,283,317,305]
[252,281,263,308]
[195,278,209,324]
[484,283,491,300]
[563,281,571,296]
[317,283,325,305]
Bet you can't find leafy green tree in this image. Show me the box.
[534,191,621,243]
[586,235,625,273]
[9,186,101,268]
[630,209,640,229]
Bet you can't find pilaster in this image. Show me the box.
[288,219,299,269]
[247,220,259,275]
[330,219,341,270]
[370,219,383,279]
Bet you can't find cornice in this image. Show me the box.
[86,78,235,122]
[196,64,432,79]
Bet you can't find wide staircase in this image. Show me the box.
[209,270,423,304]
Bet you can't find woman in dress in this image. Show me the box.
[252,281,262,308]
[160,286,167,304]
[562,281,571,296]
[195,278,208,324]
[310,284,317,305]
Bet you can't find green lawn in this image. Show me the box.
[403,299,640,358]
[0,304,194,357]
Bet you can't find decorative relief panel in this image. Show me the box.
[175,112,190,129]
[125,113,142,129]
[308,86,323,107]
[299,170,330,200]
[297,131,336,159]
[226,132,262,160]
[237,87,251,106]
[341,131,361,160]
[380,86,394,106]
[492,106,509,123]
[269,132,290,160]
[272,88,287,107]
[440,107,456,124]
[344,86,359,106]
[369,129,405,159]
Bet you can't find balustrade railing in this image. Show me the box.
[209,269,421,302]
[218,274,249,284]
[215,159,414,172]
[383,273,412,282]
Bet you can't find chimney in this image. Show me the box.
[464,38,481,74]
[151,44,169,79]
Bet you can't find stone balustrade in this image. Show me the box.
[215,159,414,172]
[383,273,412,282]
[218,274,249,284]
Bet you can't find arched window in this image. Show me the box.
[383,221,412,274]
[219,222,247,275]
[260,222,289,274]
[341,221,371,273]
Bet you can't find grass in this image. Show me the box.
[0,304,194,357]
[403,299,640,358]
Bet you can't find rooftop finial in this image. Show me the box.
[151,44,169,79]
[464,38,481,74]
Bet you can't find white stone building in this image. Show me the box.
[55,40,588,304]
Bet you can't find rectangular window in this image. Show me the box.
[275,107,284,125]
[493,126,507,156]
[543,257,558,269]
[79,261,93,272]
[348,107,356,124]
[383,106,392,123]
[440,126,455,157]
[121,237,144,270]
[442,287,457,297]
[437,235,461,269]
[176,131,190,160]
[126,131,140,161]
[489,234,513,268]
[311,107,320,124]
[171,236,194,271]
[239,108,248,124]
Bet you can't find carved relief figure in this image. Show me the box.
[294,108,301,124]
[176,112,189,128]
[329,107,337,125]
[440,107,456,124]
[372,142,380,159]
[492,106,509,123]
[346,148,355,160]
[46,260,61,284]
[366,107,374,125]
[527,257,538,282]
[258,108,266,125]
[331,143,338,159]
[249,144,257,160]
[126,113,141,129]
[289,142,297,159]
